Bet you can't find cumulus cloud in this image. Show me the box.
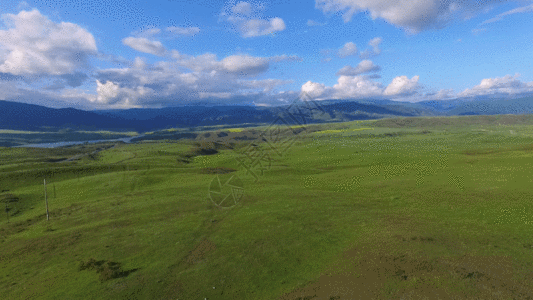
[89,51,298,108]
[338,42,357,58]
[171,51,300,76]
[459,74,533,98]
[94,79,153,107]
[336,60,381,76]
[383,75,420,96]
[301,75,384,100]
[315,0,503,33]
[96,80,120,103]
[301,71,420,100]
[166,26,200,36]
[332,75,385,98]
[122,37,166,56]
[360,37,382,58]
[231,1,253,15]
[0,9,97,76]
[481,4,533,25]
[239,17,286,37]
[221,55,270,75]
[302,81,328,99]
[221,1,286,37]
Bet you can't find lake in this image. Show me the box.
[14,135,144,148]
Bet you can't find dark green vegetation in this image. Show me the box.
[1,115,533,299]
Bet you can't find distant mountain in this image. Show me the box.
[2,96,533,133]
[446,97,533,116]
[414,96,533,116]
[0,100,138,131]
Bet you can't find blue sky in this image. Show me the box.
[1,0,532,109]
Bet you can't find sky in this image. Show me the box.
[0,0,533,110]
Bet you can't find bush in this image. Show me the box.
[78,258,129,282]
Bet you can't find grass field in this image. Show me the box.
[1,115,532,299]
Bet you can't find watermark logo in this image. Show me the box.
[208,174,245,209]
[202,92,326,207]
[232,92,326,182]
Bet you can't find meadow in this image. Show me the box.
[0,115,532,299]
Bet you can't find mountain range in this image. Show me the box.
[1,96,533,133]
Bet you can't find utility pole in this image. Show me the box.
[44,179,49,221]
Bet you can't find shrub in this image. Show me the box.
[78,258,129,282]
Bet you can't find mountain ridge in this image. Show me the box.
[1,96,533,132]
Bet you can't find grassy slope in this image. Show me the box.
[0,116,532,299]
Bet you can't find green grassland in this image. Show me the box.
[1,115,533,299]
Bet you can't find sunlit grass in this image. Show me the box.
[1,115,533,299]
[227,128,243,132]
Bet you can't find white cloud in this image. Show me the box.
[360,37,382,58]
[459,74,533,97]
[221,55,270,75]
[96,80,120,103]
[122,37,166,56]
[332,75,384,98]
[302,81,327,99]
[338,42,357,58]
[232,1,253,16]
[302,73,421,100]
[89,51,297,108]
[301,75,384,100]
[221,1,286,37]
[384,75,420,96]
[94,78,155,107]
[172,51,300,76]
[369,37,382,49]
[336,60,381,76]
[0,9,97,76]
[239,17,286,37]
[166,26,200,36]
[481,4,533,25]
[316,0,503,33]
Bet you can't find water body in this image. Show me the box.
[15,135,145,149]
